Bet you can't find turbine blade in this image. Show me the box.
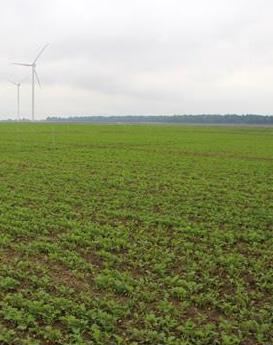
[34,70,41,88]
[12,63,32,66]
[33,43,49,64]
[8,79,17,85]
[19,76,28,84]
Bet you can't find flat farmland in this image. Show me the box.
[0,124,272,345]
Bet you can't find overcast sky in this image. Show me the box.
[1,0,273,119]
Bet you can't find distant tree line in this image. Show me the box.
[46,114,273,125]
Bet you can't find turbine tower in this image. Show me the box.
[9,80,22,120]
[13,44,49,121]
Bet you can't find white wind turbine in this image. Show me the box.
[13,44,49,121]
[9,78,24,120]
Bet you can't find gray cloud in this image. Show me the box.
[0,0,273,119]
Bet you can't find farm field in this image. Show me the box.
[0,123,272,345]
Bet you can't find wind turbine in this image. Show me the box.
[9,79,23,120]
[13,44,49,121]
